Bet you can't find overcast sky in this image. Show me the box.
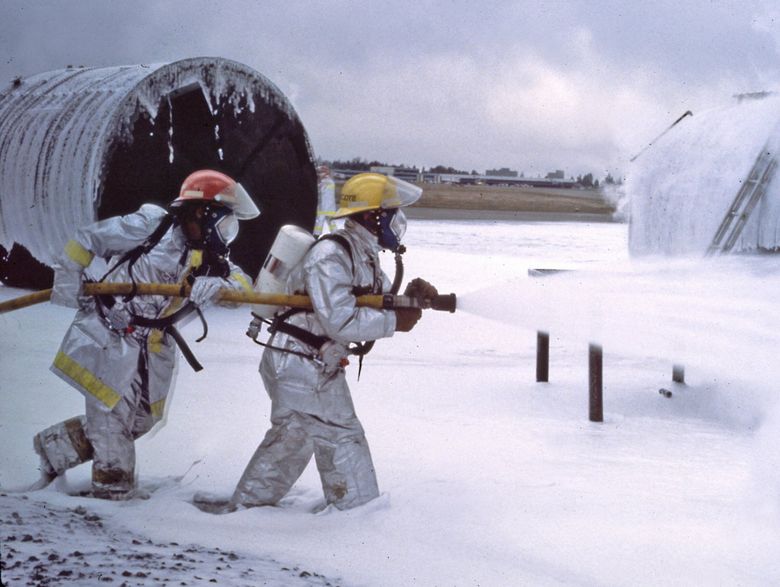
[1,0,778,178]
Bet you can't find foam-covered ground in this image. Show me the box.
[2,219,779,586]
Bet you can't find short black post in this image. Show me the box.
[536,331,550,382]
[672,364,685,384]
[589,343,603,422]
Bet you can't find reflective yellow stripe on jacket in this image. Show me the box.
[151,399,166,419]
[53,351,121,408]
[230,271,253,293]
[64,239,94,267]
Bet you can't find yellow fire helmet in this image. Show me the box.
[333,173,422,218]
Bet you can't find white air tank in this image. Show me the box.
[252,225,315,317]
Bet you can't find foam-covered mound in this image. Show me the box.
[627,93,780,256]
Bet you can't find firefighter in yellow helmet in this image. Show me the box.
[198,173,438,513]
[32,170,258,499]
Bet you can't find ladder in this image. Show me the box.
[706,146,777,256]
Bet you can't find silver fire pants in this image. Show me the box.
[34,353,155,494]
[231,405,380,510]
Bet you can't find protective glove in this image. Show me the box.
[246,315,263,340]
[404,277,438,306]
[50,265,85,309]
[318,340,349,374]
[189,276,226,309]
[394,308,422,332]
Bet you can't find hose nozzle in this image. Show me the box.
[430,293,457,313]
[382,293,457,313]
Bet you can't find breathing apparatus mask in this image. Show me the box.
[174,201,238,255]
[358,207,408,252]
[203,204,239,252]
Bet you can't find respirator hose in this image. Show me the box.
[350,245,405,374]
[390,245,406,295]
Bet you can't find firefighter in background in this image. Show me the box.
[313,164,337,236]
[201,173,438,512]
[33,170,259,499]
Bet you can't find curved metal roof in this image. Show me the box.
[0,57,315,276]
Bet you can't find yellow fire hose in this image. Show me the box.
[0,282,457,314]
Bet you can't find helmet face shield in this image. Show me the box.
[389,208,407,242]
[203,205,237,253]
[214,212,239,245]
[381,177,422,210]
[224,182,261,220]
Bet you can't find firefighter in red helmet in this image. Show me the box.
[32,170,258,499]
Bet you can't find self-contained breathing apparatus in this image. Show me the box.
[92,203,235,372]
[244,173,437,377]
[246,224,408,378]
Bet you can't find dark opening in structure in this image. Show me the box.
[100,84,316,279]
[0,58,318,287]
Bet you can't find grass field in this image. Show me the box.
[336,182,616,218]
[412,183,615,214]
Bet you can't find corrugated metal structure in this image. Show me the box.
[0,57,317,286]
[627,93,780,257]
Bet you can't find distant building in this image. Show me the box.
[485,167,518,177]
[331,167,577,189]
[369,165,397,176]
[546,170,565,179]
[367,165,421,182]
[428,173,576,188]
[331,168,364,181]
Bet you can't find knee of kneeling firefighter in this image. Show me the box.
[34,416,94,475]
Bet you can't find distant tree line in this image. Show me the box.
[577,173,597,188]
[322,157,622,186]
[428,164,472,174]
[327,157,419,171]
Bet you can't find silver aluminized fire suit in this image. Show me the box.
[231,218,396,510]
[36,203,252,496]
[313,175,337,236]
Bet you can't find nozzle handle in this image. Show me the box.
[381,293,457,313]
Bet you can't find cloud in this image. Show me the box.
[1,0,779,177]
[299,28,700,176]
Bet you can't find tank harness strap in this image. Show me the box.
[265,234,404,379]
[94,213,174,311]
[92,214,205,372]
[262,235,355,361]
[129,304,204,372]
[268,307,330,350]
[99,214,175,301]
[317,234,353,265]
